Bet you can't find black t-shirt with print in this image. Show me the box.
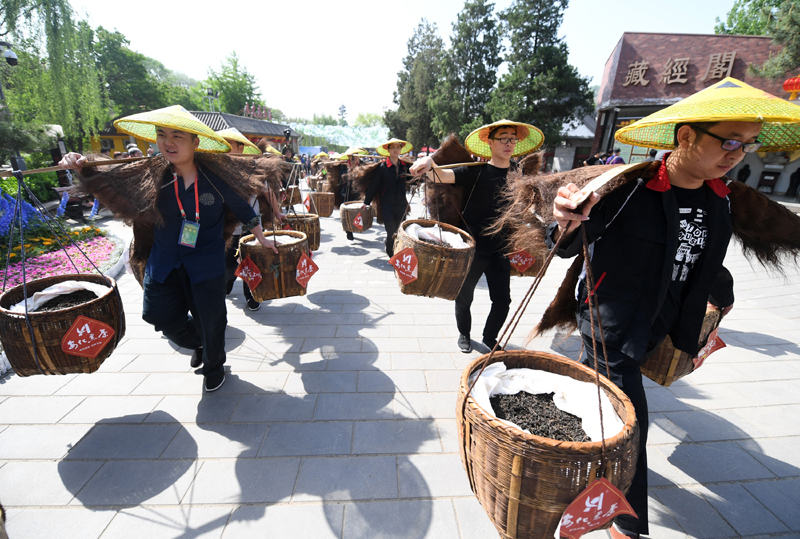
[648,185,708,350]
[452,164,511,255]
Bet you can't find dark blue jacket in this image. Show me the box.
[147,165,260,284]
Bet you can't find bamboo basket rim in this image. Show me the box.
[460,350,638,453]
[240,230,307,246]
[0,273,118,318]
[285,213,320,221]
[400,218,476,251]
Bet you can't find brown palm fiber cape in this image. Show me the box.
[491,160,800,338]
[75,152,292,285]
[349,156,416,224]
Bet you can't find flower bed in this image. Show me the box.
[0,236,120,289]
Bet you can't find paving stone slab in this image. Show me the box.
[59,396,162,424]
[5,507,116,539]
[731,403,800,437]
[739,437,800,477]
[357,370,427,392]
[647,414,692,445]
[352,420,441,454]
[162,423,268,458]
[391,352,456,371]
[0,373,78,396]
[342,500,460,539]
[223,504,343,539]
[230,394,317,423]
[185,458,300,504]
[145,395,240,424]
[453,497,502,539]
[100,505,231,539]
[54,373,149,396]
[284,371,358,394]
[0,395,84,424]
[664,441,775,483]
[120,354,194,373]
[292,456,398,502]
[735,380,800,407]
[65,423,181,460]
[663,409,767,442]
[398,454,473,498]
[697,482,789,536]
[73,459,200,506]
[0,424,93,459]
[324,352,392,371]
[743,478,800,530]
[394,392,457,419]
[260,421,352,456]
[0,460,102,506]
[654,487,737,539]
[131,373,205,396]
[314,393,394,420]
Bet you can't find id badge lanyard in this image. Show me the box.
[175,172,200,248]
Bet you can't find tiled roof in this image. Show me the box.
[190,112,300,138]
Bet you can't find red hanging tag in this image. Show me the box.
[282,223,293,231]
[353,213,364,230]
[693,328,726,370]
[61,315,115,359]
[388,247,419,285]
[557,478,637,539]
[296,252,319,288]
[509,250,536,273]
[304,196,311,212]
[235,256,262,290]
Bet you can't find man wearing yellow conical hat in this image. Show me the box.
[411,120,544,353]
[60,105,286,393]
[363,138,413,257]
[550,77,800,539]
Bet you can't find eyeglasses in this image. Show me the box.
[491,137,520,145]
[691,125,762,153]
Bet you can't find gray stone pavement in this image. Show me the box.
[0,194,799,539]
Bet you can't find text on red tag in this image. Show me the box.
[61,315,116,359]
[557,478,636,539]
[388,247,419,285]
[235,256,263,291]
[296,252,319,288]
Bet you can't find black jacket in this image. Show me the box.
[547,171,734,360]
[364,159,410,207]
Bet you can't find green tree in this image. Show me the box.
[486,0,593,146]
[94,27,165,115]
[353,112,384,127]
[205,53,263,114]
[749,0,800,78]
[429,0,501,141]
[385,19,444,151]
[714,0,783,35]
[312,113,338,126]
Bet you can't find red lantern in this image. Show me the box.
[783,76,800,100]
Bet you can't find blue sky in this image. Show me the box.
[69,0,735,120]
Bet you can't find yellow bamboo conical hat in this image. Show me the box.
[113,105,231,153]
[615,77,800,152]
[216,127,261,155]
[339,147,368,160]
[262,144,282,156]
[376,138,413,156]
[465,119,545,159]
[313,151,329,159]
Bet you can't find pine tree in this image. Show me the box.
[429,0,501,141]
[486,0,593,146]
[714,0,783,35]
[384,20,444,151]
[749,0,800,78]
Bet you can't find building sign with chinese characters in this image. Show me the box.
[597,33,798,111]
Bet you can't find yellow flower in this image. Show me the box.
[73,231,80,235]
[9,253,15,257]
[23,244,31,248]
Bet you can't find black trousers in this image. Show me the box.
[455,252,511,343]
[142,266,228,378]
[581,332,649,536]
[382,204,404,257]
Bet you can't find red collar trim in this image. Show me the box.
[386,158,394,168]
[645,152,730,198]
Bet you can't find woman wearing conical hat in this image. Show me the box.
[338,147,368,240]
[362,138,413,257]
[551,77,800,538]
[60,105,287,393]
[410,120,544,353]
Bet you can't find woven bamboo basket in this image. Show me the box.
[0,274,126,377]
[340,202,374,233]
[307,175,319,191]
[393,219,475,301]
[281,186,303,206]
[640,304,722,387]
[238,231,309,301]
[309,192,335,217]
[321,180,333,193]
[457,350,640,539]
[284,214,321,250]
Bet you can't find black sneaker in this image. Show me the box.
[247,298,261,311]
[483,338,498,351]
[458,334,472,353]
[204,372,225,392]
[346,231,354,241]
[190,347,203,368]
